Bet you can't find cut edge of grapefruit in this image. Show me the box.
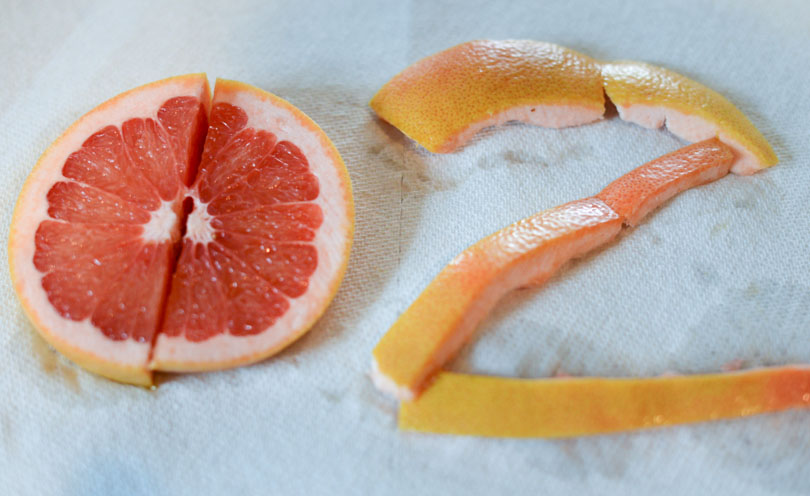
[148,79,355,372]
[8,73,212,386]
[10,75,354,385]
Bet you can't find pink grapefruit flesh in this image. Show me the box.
[151,80,353,371]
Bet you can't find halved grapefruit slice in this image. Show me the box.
[151,80,353,371]
[399,367,810,438]
[9,74,210,386]
[370,40,605,153]
[9,76,353,385]
[372,139,734,400]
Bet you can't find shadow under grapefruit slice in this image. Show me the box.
[9,76,353,385]
[370,40,777,174]
[372,139,734,401]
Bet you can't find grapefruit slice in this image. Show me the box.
[370,40,777,174]
[369,40,605,153]
[372,198,623,400]
[372,139,734,400]
[151,80,353,371]
[602,61,778,175]
[9,76,353,385]
[399,367,810,438]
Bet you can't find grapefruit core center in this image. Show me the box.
[142,201,180,243]
[184,198,215,244]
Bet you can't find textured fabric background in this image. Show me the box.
[1,0,809,494]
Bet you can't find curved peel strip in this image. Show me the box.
[597,138,734,226]
[372,141,735,401]
[370,40,605,153]
[399,367,810,438]
[372,198,622,400]
[370,40,777,175]
[602,61,778,174]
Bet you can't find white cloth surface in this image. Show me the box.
[2,0,809,494]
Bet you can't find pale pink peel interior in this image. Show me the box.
[616,104,762,175]
[441,104,604,153]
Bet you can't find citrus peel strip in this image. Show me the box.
[372,198,622,400]
[372,139,735,401]
[601,61,777,175]
[370,40,605,154]
[369,40,777,174]
[597,137,734,226]
[399,367,810,438]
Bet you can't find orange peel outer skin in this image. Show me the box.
[370,40,605,153]
[602,61,778,172]
[399,367,810,438]
[597,138,734,226]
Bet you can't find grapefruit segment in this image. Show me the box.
[372,198,622,400]
[370,40,605,153]
[399,367,810,438]
[597,138,734,226]
[150,79,353,372]
[9,74,210,385]
[602,61,778,174]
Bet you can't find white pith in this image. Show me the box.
[615,104,761,175]
[371,358,415,401]
[150,84,352,369]
[183,195,215,244]
[445,104,603,152]
[142,200,179,243]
